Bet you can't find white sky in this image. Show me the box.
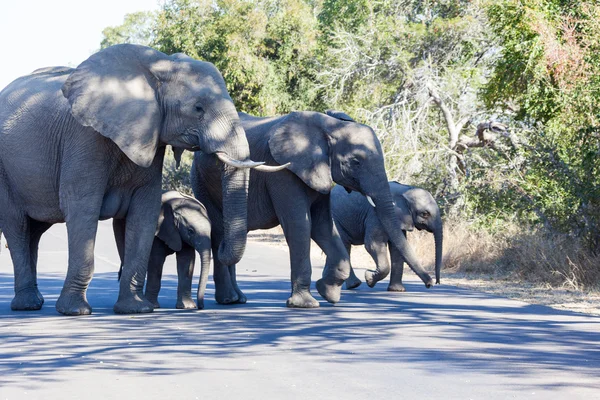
[0,0,162,89]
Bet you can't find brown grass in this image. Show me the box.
[248,220,600,292]
[414,220,600,292]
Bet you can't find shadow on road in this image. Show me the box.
[0,271,598,390]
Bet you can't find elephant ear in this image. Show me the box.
[325,109,355,122]
[156,203,183,252]
[62,44,167,168]
[268,112,333,194]
[395,195,416,232]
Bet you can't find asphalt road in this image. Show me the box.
[0,222,599,399]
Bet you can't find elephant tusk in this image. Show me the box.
[216,152,265,169]
[252,162,290,172]
[366,195,376,208]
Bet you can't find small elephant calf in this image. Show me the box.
[115,191,212,309]
[331,182,443,292]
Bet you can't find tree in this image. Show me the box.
[100,11,156,49]
[484,0,600,248]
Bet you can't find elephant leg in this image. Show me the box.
[114,189,160,314]
[343,243,362,290]
[228,264,247,304]
[279,215,319,308]
[175,245,197,310]
[56,206,101,315]
[212,238,241,305]
[388,234,407,292]
[364,234,391,289]
[310,196,350,304]
[144,238,170,309]
[113,218,126,280]
[7,215,45,311]
[27,220,53,304]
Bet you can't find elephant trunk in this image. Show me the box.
[433,216,443,284]
[195,237,212,310]
[216,122,251,267]
[368,189,433,288]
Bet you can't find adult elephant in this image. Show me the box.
[192,110,433,308]
[0,44,273,315]
[331,182,442,292]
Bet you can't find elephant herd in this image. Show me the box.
[0,44,442,316]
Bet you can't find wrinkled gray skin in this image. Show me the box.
[192,110,433,308]
[332,182,443,292]
[0,44,255,315]
[115,191,212,310]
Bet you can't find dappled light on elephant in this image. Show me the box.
[0,44,265,315]
[192,110,433,309]
[332,182,443,291]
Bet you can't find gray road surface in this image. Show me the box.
[0,222,598,399]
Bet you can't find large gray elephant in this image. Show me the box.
[115,191,212,310]
[192,110,433,308]
[0,44,274,315]
[331,182,443,292]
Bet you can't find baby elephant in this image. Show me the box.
[331,182,442,292]
[115,191,212,309]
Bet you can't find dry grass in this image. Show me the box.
[247,221,600,314]
[420,220,600,292]
[250,221,600,292]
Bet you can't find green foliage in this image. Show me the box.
[100,11,156,49]
[100,0,600,252]
[482,0,600,249]
[152,0,321,115]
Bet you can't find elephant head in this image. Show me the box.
[268,110,433,287]
[155,191,212,309]
[391,183,443,284]
[61,44,269,266]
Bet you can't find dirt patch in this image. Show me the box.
[248,227,600,316]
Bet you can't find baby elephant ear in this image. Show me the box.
[62,44,167,168]
[394,195,416,232]
[268,112,333,194]
[156,204,183,252]
[325,110,355,122]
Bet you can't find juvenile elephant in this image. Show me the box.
[192,110,433,308]
[115,191,211,310]
[331,182,442,291]
[0,44,276,315]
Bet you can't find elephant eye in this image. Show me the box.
[348,157,361,166]
[420,211,430,218]
[195,103,205,118]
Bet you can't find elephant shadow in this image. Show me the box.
[0,271,598,389]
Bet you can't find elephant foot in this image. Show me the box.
[197,297,205,310]
[233,286,247,304]
[113,293,154,314]
[144,293,161,309]
[56,292,92,316]
[176,296,197,310]
[387,282,406,292]
[11,287,44,311]
[364,270,380,288]
[286,291,319,308]
[344,275,362,290]
[215,285,240,305]
[315,279,342,304]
